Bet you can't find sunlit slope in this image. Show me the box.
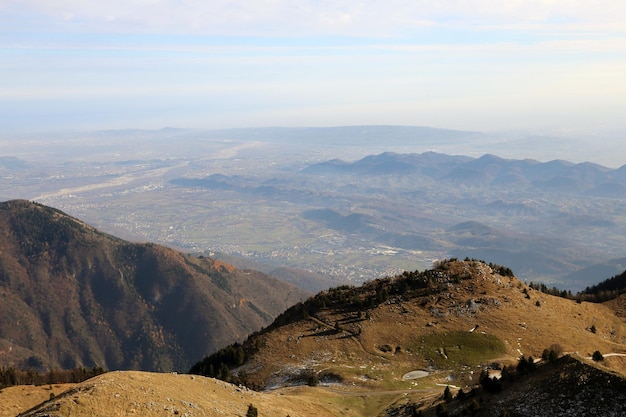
[15,371,360,417]
[193,259,626,390]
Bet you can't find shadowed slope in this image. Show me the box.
[0,200,308,372]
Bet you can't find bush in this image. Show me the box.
[592,350,604,362]
[541,344,563,362]
[306,370,319,387]
[455,388,466,401]
[246,403,258,417]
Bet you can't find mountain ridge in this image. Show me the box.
[191,259,626,391]
[0,200,309,372]
[5,257,626,416]
[302,151,626,195]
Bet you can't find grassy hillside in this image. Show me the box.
[12,371,363,417]
[9,258,626,417]
[192,259,626,391]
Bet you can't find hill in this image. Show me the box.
[192,259,626,391]
[164,149,626,290]
[303,152,620,194]
[11,355,626,417]
[584,268,626,297]
[387,354,626,417]
[9,371,365,417]
[12,258,626,417]
[0,200,308,372]
[470,354,626,416]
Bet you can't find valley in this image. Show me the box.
[3,126,626,415]
[1,127,625,291]
[5,0,626,413]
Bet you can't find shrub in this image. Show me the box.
[516,356,536,375]
[306,370,319,387]
[592,350,604,362]
[246,403,258,417]
[542,344,563,362]
[455,388,466,401]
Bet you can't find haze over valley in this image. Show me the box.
[3,2,626,415]
[1,126,625,291]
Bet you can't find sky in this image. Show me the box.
[1,1,626,135]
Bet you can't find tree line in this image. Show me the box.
[0,366,106,388]
[528,267,626,303]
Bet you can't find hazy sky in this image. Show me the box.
[2,1,626,134]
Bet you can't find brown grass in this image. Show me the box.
[0,383,77,417]
[240,260,626,389]
[9,260,626,417]
[14,371,368,417]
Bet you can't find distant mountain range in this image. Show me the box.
[0,200,308,372]
[166,150,626,289]
[303,151,626,197]
[4,128,624,296]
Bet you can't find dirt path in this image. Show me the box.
[584,352,626,360]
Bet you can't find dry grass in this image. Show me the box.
[240,260,626,390]
[10,260,626,417]
[0,383,77,417]
[13,371,369,417]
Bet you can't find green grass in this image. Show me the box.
[410,331,506,369]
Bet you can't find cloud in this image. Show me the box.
[1,0,625,134]
[3,0,626,37]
